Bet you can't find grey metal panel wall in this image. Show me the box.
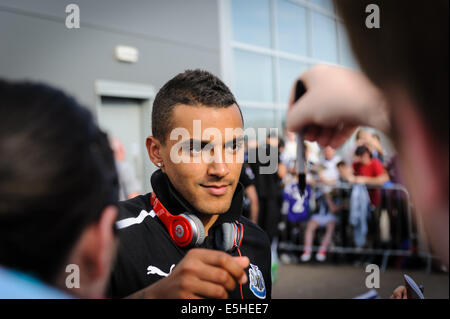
[0,0,221,113]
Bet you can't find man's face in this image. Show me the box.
[266,136,279,147]
[357,130,372,143]
[337,164,349,178]
[323,146,335,160]
[354,152,371,165]
[158,104,244,215]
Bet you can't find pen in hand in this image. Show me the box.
[294,80,307,196]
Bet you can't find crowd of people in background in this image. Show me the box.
[241,128,414,266]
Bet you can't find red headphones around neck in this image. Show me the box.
[150,192,243,251]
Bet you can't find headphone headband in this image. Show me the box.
[150,192,243,251]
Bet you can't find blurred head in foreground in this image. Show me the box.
[0,80,119,297]
[335,0,449,265]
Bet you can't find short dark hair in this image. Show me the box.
[278,137,285,149]
[0,80,119,284]
[337,160,347,168]
[334,0,449,146]
[151,69,241,144]
[354,145,372,158]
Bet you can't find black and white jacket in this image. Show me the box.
[108,170,271,299]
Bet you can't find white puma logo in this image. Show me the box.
[146,264,175,277]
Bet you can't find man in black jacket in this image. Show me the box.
[109,70,271,299]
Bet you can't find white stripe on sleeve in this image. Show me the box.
[116,210,156,229]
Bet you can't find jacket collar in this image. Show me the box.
[150,169,243,226]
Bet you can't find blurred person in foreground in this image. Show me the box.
[286,0,448,271]
[0,80,120,298]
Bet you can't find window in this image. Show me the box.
[241,107,277,130]
[310,10,338,63]
[233,49,274,103]
[278,59,309,105]
[231,0,272,48]
[276,0,308,56]
[223,0,358,132]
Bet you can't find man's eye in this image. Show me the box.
[189,142,213,154]
[190,144,203,154]
[226,141,244,152]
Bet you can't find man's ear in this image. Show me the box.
[69,205,118,297]
[146,136,165,170]
[96,205,119,277]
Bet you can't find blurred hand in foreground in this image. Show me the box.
[286,64,390,148]
[390,285,408,299]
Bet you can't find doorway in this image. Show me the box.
[95,80,155,195]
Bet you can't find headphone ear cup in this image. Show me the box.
[216,223,236,252]
[180,213,205,246]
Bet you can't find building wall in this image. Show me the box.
[0,0,395,158]
[0,0,221,113]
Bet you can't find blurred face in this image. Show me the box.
[266,136,279,147]
[157,104,244,215]
[354,152,371,165]
[287,131,296,142]
[110,137,126,162]
[356,129,372,143]
[323,146,335,160]
[337,164,350,178]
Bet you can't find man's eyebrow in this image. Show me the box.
[224,136,245,146]
[180,137,244,147]
[180,139,211,147]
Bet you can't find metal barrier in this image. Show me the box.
[277,182,434,272]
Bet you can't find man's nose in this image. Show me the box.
[207,153,230,178]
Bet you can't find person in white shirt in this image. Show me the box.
[301,146,340,262]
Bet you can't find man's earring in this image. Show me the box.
[157,162,163,167]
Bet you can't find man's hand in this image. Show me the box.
[126,248,249,299]
[286,64,390,148]
[390,285,408,299]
